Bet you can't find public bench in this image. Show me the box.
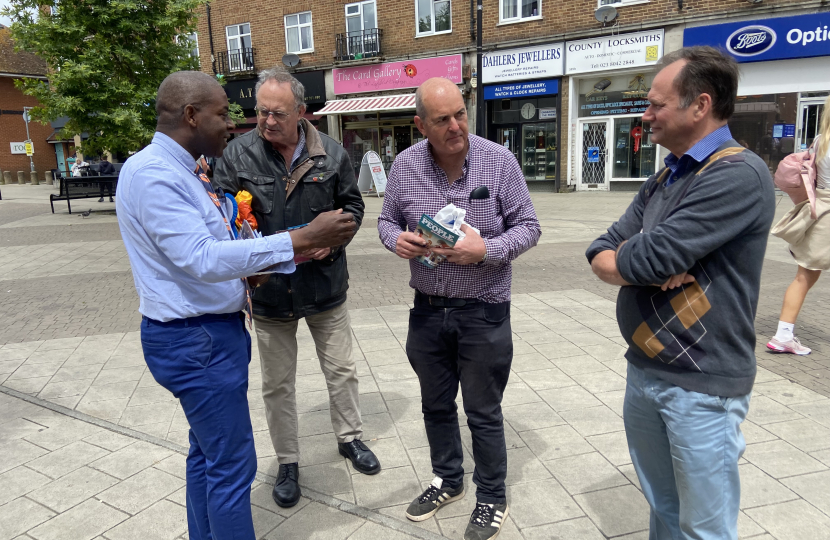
[50,175,118,214]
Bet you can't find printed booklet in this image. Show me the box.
[414,213,460,268]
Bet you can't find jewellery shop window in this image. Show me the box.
[492,96,557,182]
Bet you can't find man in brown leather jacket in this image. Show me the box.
[213,67,378,509]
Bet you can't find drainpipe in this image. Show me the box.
[470,0,475,40]
[475,0,483,137]
[206,3,217,74]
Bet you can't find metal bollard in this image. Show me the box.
[17,171,25,184]
[2,171,10,184]
[31,171,39,185]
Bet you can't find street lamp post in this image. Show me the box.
[475,0,484,137]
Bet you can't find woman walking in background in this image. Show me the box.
[768,95,830,355]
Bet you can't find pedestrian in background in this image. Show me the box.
[768,94,830,355]
[379,77,540,540]
[587,46,775,539]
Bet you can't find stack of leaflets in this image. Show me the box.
[414,213,460,268]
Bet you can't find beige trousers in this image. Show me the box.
[253,303,362,464]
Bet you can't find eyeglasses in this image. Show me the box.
[255,107,295,122]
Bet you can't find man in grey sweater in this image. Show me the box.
[586,47,775,539]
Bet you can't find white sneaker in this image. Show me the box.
[767,336,811,356]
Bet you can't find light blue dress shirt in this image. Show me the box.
[116,133,296,321]
[663,125,733,187]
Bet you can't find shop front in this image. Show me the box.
[223,70,329,136]
[684,11,830,175]
[566,29,664,191]
[482,43,564,188]
[316,54,464,177]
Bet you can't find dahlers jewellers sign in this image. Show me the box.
[684,12,830,63]
[482,43,564,84]
[566,30,663,75]
[333,54,462,95]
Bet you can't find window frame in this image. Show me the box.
[284,11,314,54]
[596,0,650,7]
[178,32,200,66]
[498,0,542,25]
[415,0,452,37]
[345,0,377,34]
[225,23,252,53]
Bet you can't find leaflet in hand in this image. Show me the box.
[240,220,311,275]
[414,213,460,268]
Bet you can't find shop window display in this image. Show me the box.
[491,96,557,182]
[612,118,656,179]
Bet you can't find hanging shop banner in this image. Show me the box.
[683,12,830,63]
[483,78,559,100]
[334,55,462,95]
[565,30,664,75]
[482,42,564,84]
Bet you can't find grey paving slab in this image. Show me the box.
[103,499,187,540]
[0,496,55,540]
[574,485,651,538]
[743,440,828,479]
[738,463,799,510]
[506,478,584,528]
[27,498,128,540]
[780,470,830,518]
[521,424,594,462]
[352,465,421,509]
[762,418,830,453]
[28,466,120,513]
[26,441,109,480]
[0,466,52,507]
[88,441,173,480]
[265,502,364,540]
[745,500,830,540]
[522,516,605,540]
[96,467,185,515]
[545,452,630,495]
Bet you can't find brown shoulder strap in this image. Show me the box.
[697,147,745,175]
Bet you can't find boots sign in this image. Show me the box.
[684,12,830,63]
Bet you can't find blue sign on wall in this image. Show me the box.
[783,124,796,138]
[683,12,830,63]
[483,78,559,100]
[587,147,600,163]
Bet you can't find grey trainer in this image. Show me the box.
[405,477,465,521]
[464,502,509,540]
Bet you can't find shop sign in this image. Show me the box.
[334,55,462,95]
[684,12,830,63]
[481,42,564,84]
[539,108,557,120]
[223,78,257,109]
[565,30,663,75]
[294,71,327,104]
[10,142,26,154]
[577,73,652,118]
[483,78,559,100]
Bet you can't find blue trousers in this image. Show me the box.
[141,313,256,540]
[624,363,750,540]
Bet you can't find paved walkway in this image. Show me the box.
[1,183,829,539]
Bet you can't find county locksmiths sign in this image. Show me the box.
[565,30,664,75]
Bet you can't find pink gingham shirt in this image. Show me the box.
[378,134,541,303]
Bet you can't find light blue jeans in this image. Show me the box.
[624,363,751,540]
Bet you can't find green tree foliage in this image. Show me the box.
[1,0,207,156]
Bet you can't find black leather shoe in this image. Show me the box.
[272,463,301,508]
[97,197,104,203]
[338,440,381,475]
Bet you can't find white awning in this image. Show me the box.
[315,93,416,115]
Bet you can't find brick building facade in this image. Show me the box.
[0,28,56,178]
[193,0,828,192]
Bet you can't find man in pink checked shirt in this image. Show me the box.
[378,77,541,540]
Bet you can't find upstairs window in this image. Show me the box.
[598,0,649,6]
[285,12,314,54]
[416,0,451,36]
[500,0,540,23]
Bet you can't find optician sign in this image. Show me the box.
[565,30,663,75]
[333,54,462,94]
[483,78,559,100]
[481,42,564,84]
[684,12,830,63]
[10,142,27,154]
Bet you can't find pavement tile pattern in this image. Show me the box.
[1,183,829,539]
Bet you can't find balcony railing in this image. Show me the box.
[216,47,256,75]
[335,29,383,62]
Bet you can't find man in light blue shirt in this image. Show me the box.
[116,71,356,540]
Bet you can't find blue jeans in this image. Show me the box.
[624,363,750,540]
[141,313,256,540]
